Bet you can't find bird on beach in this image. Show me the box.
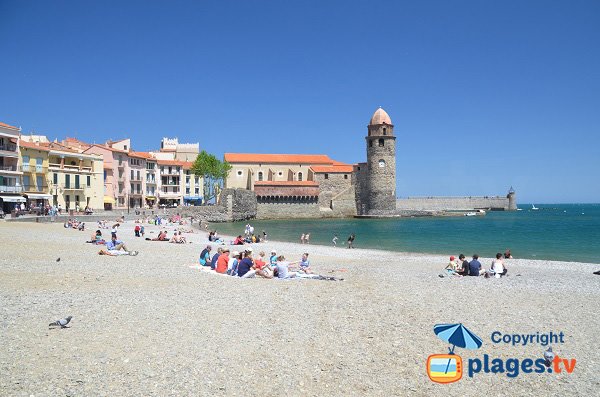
[56,257,60,262]
[543,347,555,367]
[49,316,72,328]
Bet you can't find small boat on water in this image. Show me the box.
[531,204,539,210]
[465,212,477,217]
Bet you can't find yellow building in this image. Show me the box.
[19,140,51,206]
[19,140,104,211]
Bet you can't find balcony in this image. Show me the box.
[1,165,19,172]
[48,163,93,173]
[21,165,47,173]
[0,143,18,153]
[146,180,156,184]
[63,185,84,191]
[130,177,142,182]
[0,185,23,193]
[23,184,49,193]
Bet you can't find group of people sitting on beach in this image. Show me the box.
[442,249,513,278]
[198,245,338,281]
[64,219,85,231]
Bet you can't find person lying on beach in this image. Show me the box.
[104,235,138,256]
[491,253,508,278]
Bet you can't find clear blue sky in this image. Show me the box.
[1,0,599,203]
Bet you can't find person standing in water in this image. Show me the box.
[347,233,355,249]
[332,234,338,246]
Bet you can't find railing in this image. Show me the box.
[130,178,142,182]
[146,180,156,184]
[47,163,92,172]
[20,165,47,172]
[23,184,49,192]
[0,185,23,193]
[1,165,18,172]
[0,143,17,152]
[63,185,84,190]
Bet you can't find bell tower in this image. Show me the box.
[365,107,396,212]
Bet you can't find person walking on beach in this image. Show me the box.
[347,233,355,249]
[305,233,310,244]
[332,234,338,246]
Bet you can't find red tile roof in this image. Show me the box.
[311,165,354,173]
[19,140,50,151]
[254,181,319,187]
[224,153,334,165]
[157,159,187,166]
[129,151,154,159]
[0,121,20,131]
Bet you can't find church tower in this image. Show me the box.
[365,107,397,212]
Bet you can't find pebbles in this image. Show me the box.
[0,221,598,396]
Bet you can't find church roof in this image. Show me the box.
[369,107,392,125]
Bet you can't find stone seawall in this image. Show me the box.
[256,202,321,219]
[167,188,257,222]
[396,196,511,211]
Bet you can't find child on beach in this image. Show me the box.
[443,256,462,277]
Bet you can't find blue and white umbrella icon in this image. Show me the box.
[433,323,482,375]
[434,323,483,353]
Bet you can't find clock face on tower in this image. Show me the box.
[378,159,385,168]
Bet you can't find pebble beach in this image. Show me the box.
[1,220,599,396]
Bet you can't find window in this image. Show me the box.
[75,175,80,189]
[36,176,43,189]
[378,159,386,168]
[378,139,384,147]
[324,174,329,179]
[124,145,128,151]
[131,170,134,179]
[53,173,58,185]
[258,171,263,181]
[297,172,303,181]
[383,128,387,135]
[237,170,243,176]
[65,174,71,188]
[369,140,373,147]
[137,171,140,180]
[130,183,134,192]
[87,175,91,187]
[186,187,190,194]
[23,175,30,190]
[75,195,80,204]
[344,174,348,179]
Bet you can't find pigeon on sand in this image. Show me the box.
[49,316,72,328]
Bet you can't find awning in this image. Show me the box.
[25,193,52,200]
[103,196,115,204]
[0,195,26,203]
[184,196,202,201]
[145,196,156,201]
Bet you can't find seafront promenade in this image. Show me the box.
[1,221,598,396]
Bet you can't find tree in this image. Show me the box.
[191,150,232,204]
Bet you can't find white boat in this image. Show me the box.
[531,204,539,210]
[465,212,477,217]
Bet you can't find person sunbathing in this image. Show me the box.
[170,231,186,244]
[146,230,168,241]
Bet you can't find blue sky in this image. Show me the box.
[1,0,599,203]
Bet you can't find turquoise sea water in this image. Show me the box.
[213,204,600,264]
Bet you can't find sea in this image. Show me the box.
[213,204,600,264]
